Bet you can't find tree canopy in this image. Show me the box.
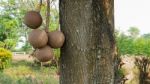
[0,0,59,51]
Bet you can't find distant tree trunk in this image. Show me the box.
[59,0,116,84]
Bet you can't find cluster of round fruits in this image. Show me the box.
[24,11,65,62]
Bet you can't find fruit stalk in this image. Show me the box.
[45,0,50,33]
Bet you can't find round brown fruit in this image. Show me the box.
[28,29,48,48]
[35,46,53,62]
[24,11,42,29]
[48,31,65,48]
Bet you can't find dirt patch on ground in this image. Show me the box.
[12,54,34,62]
[121,56,140,84]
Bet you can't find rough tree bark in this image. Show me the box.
[59,0,116,84]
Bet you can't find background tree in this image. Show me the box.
[0,1,20,50]
[128,27,140,38]
[0,0,59,52]
[60,0,116,84]
[116,28,150,56]
[142,33,150,39]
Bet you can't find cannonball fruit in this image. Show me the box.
[24,11,42,29]
[48,31,65,48]
[28,29,48,48]
[35,46,53,62]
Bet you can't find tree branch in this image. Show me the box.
[36,0,42,12]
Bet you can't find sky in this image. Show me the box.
[115,0,150,35]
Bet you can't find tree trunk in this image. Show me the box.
[59,0,116,84]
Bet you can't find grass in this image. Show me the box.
[0,60,59,84]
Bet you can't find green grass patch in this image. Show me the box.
[0,60,59,84]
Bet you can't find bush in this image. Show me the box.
[0,41,5,48]
[0,48,12,70]
[116,34,150,56]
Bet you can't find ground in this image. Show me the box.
[0,54,59,84]
[0,54,144,84]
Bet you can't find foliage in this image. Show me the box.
[0,48,12,70]
[0,41,5,48]
[21,42,32,54]
[53,49,60,60]
[116,28,150,56]
[142,33,150,39]
[127,27,140,38]
[0,0,59,51]
[0,1,20,50]
[4,39,17,50]
[52,49,60,68]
